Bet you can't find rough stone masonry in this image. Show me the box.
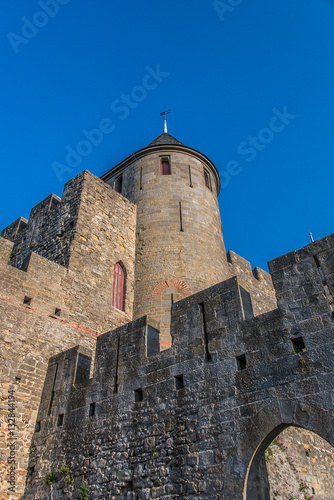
[0,129,333,499]
[25,234,334,499]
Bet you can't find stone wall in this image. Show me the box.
[24,235,334,499]
[0,171,137,498]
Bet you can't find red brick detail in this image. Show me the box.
[160,340,172,349]
[0,293,100,338]
[150,278,193,299]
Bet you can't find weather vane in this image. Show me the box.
[160,108,171,133]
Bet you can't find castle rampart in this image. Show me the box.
[24,235,334,499]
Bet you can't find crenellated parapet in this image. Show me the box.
[25,235,334,499]
[226,250,277,317]
[0,170,138,498]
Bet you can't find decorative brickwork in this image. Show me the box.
[150,278,193,299]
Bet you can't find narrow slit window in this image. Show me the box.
[179,202,184,232]
[48,391,55,416]
[112,262,126,311]
[48,363,58,416]
[57,414,64,427]
[314,255,326,283]
[161,157,171,175]
[291,336,306,354]
[236,354,247,371]
[239,286,254,319]
[174,374,184,390]
[35,421,41,433]
[134,388,143,402]
[115,175,123,193]
[189,165,193,187]
[204,169,212,190]
[199,303,211,362]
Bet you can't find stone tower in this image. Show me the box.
[101,127,276,346]
[101,130,228,345]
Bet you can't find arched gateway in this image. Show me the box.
[242,402,334,499]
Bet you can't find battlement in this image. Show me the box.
[33,230,334,411]
[0,170,137,331]
[0,171,139,497]
[26,234,334,499]
[1,170,137,274]
[225,249,277,317]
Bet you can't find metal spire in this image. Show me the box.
[160,108,171,133]
[309,232,314,243]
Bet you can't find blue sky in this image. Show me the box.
[1,0,334,271]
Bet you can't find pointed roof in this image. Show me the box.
[101,130,221,194]
[147,133,184,147]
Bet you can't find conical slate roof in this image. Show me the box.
[147,132,184,147]
[101,129,221,194]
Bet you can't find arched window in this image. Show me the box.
[112,262,125,311]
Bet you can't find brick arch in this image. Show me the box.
[150,278,193,299]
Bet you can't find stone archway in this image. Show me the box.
[240,400,334,500]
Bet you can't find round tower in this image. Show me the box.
[101,128,230,347]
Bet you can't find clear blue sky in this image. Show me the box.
[1,0,334,271]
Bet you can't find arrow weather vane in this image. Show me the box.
[160,108,171,133]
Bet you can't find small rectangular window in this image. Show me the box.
[27,467,35,480]
[23,296,31,305]
[161,157,171,175]
[134,388,143,402]
[291,336,306,354]
[57,414,64,427]
[89,402,96,417]
[236,354,247,371]
[54,308,61,316]
[174,374,184,390]
[204,169,212,190]
[115,175,123,193]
